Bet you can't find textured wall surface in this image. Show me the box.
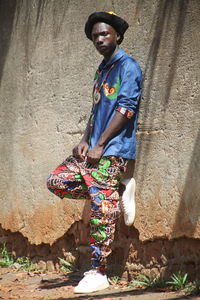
[0,0,199,270]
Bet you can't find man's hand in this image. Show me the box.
[86,145,104,164]
[72,141,89,161]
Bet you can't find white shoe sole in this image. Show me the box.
[121,178,136,226]
[74,281,109,293]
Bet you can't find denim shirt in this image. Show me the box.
[89,48,142,159]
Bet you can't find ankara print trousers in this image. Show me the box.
[47,155,127,272]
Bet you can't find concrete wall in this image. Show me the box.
[0,0,199,274]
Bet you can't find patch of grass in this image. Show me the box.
[129,274,166,289]
[58,258,77,273]
[167,271,188,290]
[0,245,41,272]
[15,257,40,272]
[0,245,14,267]
[110,276,120,284]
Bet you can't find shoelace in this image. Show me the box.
[83,269,99,277]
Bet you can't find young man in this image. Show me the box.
[47,11,142,293]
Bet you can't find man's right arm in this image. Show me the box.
[72,116,92,160]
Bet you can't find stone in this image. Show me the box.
[46,261,55,272]
[38,260,47,270]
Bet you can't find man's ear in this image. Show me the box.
[117,34,123,45]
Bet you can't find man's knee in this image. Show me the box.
[46,173,55,192]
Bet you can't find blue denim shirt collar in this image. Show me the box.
[99,48,125,70]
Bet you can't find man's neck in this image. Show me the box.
[103,46,119,62]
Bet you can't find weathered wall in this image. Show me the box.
[0,0,199,274]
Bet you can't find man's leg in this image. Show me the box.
[74,156,127,293]
[47,156,90,200]
[89,191,121,271]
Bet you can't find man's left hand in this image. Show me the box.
[86,145,104,164]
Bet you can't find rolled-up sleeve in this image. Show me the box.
[116,58,142,118]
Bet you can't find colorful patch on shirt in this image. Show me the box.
[116,106,134,119]
[103,77,120,100]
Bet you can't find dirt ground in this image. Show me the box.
[0,268,199,300]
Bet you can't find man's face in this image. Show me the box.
[91,22,120,59]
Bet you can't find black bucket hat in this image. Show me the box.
[85,11,129,43]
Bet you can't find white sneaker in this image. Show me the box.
[74,269,109,293]
[121,178,136,226]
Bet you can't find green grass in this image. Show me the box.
[167,271,188,290]
[130,271,189,291]
[58,257,77,273]
[129,274,167,289]
[0,245,41,272]
[15,257,40,272]
[0,245,14,267]
[110,276,120,284]
[0,245,77,274]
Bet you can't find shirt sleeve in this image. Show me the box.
[116,58,142,119]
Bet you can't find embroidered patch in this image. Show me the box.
[103,77,120,99]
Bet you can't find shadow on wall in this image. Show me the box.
[171,129,200,238]
[0,0,16,85]
[137,0,189,172]
[0,1,18,184]
[15,0,70,36]
[143,0,189,105]
[135,0,200,278]
[137,0,200,237]
[0,0,71,79]
[13,0,70,64]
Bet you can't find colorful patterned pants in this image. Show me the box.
[47,155,127,272]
